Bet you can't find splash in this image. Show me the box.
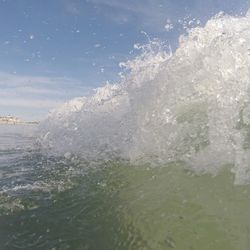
[39,11,250,184]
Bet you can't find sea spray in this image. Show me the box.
[39,10,250,184]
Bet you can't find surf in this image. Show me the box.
[39,10,250,185]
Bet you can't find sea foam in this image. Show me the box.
[39,10,250,184]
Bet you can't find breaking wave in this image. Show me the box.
[39,11,250,184]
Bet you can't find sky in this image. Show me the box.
[1,0,250,121]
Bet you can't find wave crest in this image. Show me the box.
[39,11,250,184]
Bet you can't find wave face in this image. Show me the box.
[39,11,250,184]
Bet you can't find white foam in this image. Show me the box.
[39,11,250,184]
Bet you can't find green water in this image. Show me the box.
[1,161,250,250]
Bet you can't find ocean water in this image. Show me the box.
[39,10,250,185]
[1,125,250,250]
[3,10,250,250]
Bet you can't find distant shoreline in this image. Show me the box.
[0,116,38,125]
[0,122,39,125]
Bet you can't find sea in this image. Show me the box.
[2,11,250,250]
[1,125,250,250]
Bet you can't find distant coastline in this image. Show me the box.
[0,116,38,125]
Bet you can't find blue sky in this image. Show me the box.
[1,0,250,120]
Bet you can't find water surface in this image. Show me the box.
[1,125,250,250]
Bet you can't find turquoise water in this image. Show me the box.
[1,126,250,250]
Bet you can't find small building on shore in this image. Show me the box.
[0,116,23,125]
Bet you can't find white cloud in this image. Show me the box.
[63,0,81,15]
[0,72,80,88]
[0,72,90,119]
[88,0,169,31]
[87,0,250,33]
[0,72,88,96]
[0,98,63,109]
